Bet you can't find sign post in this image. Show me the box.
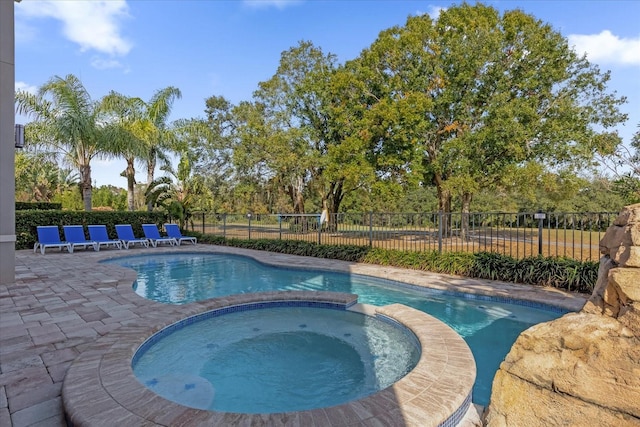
[534,211,546,255]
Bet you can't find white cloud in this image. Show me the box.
[94,158,117,167]
[243,0,302,10]
[415,6,445,21]
[426,6,446,20]
[91,57,124,70]
[17,0,132,56]
[14,18,38,45]
[15,81,38,95]
[569,30,640,67]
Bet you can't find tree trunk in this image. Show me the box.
[125,159,136,211]
[146,148,157,212]
[323,179,345,232]
[293,186,305,215]
[461,192,472,241]
[286,175,307,231]
[286,176,305,214]
[80,163,92,211]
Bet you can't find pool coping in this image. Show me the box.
[62,291,476,427]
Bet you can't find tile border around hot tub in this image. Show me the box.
[62,290,476,427]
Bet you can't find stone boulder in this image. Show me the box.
[484,203,640,427]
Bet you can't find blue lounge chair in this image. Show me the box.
[115,224,149,249]
[164,223,197,246]
[88,225,122,250]
[63,225,98,252]
[34,225,73,254]
[142,224,177,247]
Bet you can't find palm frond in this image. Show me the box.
[148,86,182,127]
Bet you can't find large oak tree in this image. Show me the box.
[344,3,627,235]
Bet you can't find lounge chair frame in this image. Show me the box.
[142,224,178,247]
[88,225,122,250]
[164,223,197,246]
[34,225,73,255]
[63,225,99,252]
[115,224,150,249]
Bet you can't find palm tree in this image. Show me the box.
[145,153,209,229]
[15,151,78,202]
[99,91,151,211]
[15,74,109,211]
[141,87,182,211]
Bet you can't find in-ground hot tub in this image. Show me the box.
[132,302,421,413]
[62,291,477,426]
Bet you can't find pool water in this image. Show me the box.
[106,253,564,406]
[133,306,420,413]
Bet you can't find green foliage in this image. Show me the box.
[506,172,627,213]
[145,176,174,209]
[15,150,79,203]
[605,123,640,205]
[613,175,640,205]
[361,249,475,275]
[52,188,83,210]
[344,3,626,216]
[471,252,518,281]
[471,252,597,293]
[145,152,211,228]
[92,186,127,210]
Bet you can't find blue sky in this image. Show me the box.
[14,0,640,188]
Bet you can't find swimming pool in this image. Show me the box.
[105,252,565,406]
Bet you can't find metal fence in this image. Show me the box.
[186,211,617,262]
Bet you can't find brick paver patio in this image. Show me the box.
[0,245,587,426]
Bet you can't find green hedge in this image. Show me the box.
[197,234,597,294]
[16,210,167,250]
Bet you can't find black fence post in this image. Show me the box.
[438,211,443,254]
[223,213,226,239]
[535,210,546,256]
[369,212,373,247]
